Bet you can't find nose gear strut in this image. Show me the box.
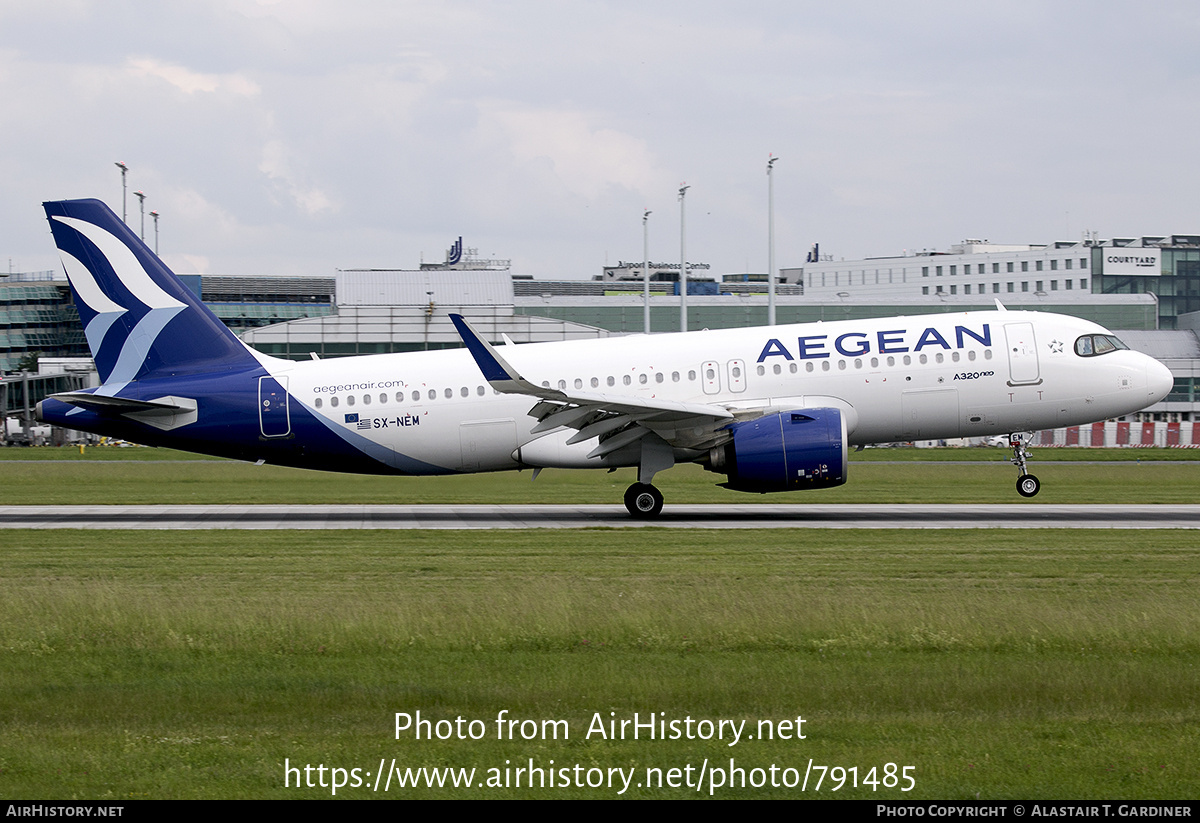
[1009,432,1041,497]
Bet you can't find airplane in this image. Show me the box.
[36,198,1174,517]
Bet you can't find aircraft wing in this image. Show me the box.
[450,314,735,455]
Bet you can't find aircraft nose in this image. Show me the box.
[1146,357,1173,404]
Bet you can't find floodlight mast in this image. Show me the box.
[643,209,652,335]
[767,154,778,326]
[134,191,146,240]
[114,162,128,222]
[149,211,160,254]
[679,184,689,333]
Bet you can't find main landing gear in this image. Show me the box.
[624,483,664,518]
[1008,433,1041,498]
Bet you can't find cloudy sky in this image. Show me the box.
[3,1,1199,280]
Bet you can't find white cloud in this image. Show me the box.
[479,104,666,201]
[258,139,337,216]
[125,57,260,97]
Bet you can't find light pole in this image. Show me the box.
[134,191,146,240]
[149,211,160,254]
[643,209,652,334]
[679,184,689,332]
[767,154,778,326]
[115,162,128,222]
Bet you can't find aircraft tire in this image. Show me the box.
[1016,474,1041,498]
[624,483,664,518]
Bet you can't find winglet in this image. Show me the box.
[449,313,561,398]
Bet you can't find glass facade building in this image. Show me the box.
[1092,237,1200,329]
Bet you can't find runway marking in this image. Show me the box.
[0,504,1197,529]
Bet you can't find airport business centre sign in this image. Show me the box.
[1102,247,1161,277]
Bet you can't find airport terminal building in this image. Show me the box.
[786,235,1200,330]
[4,229,1200,443]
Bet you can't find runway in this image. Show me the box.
[1,504,1197,529]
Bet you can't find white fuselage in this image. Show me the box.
[266,310,1172,475]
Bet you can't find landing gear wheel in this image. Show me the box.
[624,483,664,518]
[1016,474,1041,498]
[1008,433,1041,498]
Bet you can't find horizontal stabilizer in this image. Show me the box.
[49,391,191,414]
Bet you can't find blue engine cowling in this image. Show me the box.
[715,408,847,493]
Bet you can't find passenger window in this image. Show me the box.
[315,397,323,408]
[347,395,355,406]
[331,396,339,408]
[639,374,647,384]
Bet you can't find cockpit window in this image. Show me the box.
[1074,334,1129,357]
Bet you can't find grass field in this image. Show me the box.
[1,449,1198,799]
[2,445,1200,505]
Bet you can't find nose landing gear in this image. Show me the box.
[1009,433,1040,497]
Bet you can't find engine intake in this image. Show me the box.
[713,408,847,493]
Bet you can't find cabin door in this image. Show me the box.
[1004,322,1042,385]
[258,375,291,437]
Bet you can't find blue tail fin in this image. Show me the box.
[43,198,260,386]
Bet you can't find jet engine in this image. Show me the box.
[708,408,847,493]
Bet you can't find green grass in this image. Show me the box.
[2,529,1198,799]
[2,453,1199,504]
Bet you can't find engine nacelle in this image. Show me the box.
[712,408,847,493]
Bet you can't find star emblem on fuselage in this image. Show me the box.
[1048,339,1064,353]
